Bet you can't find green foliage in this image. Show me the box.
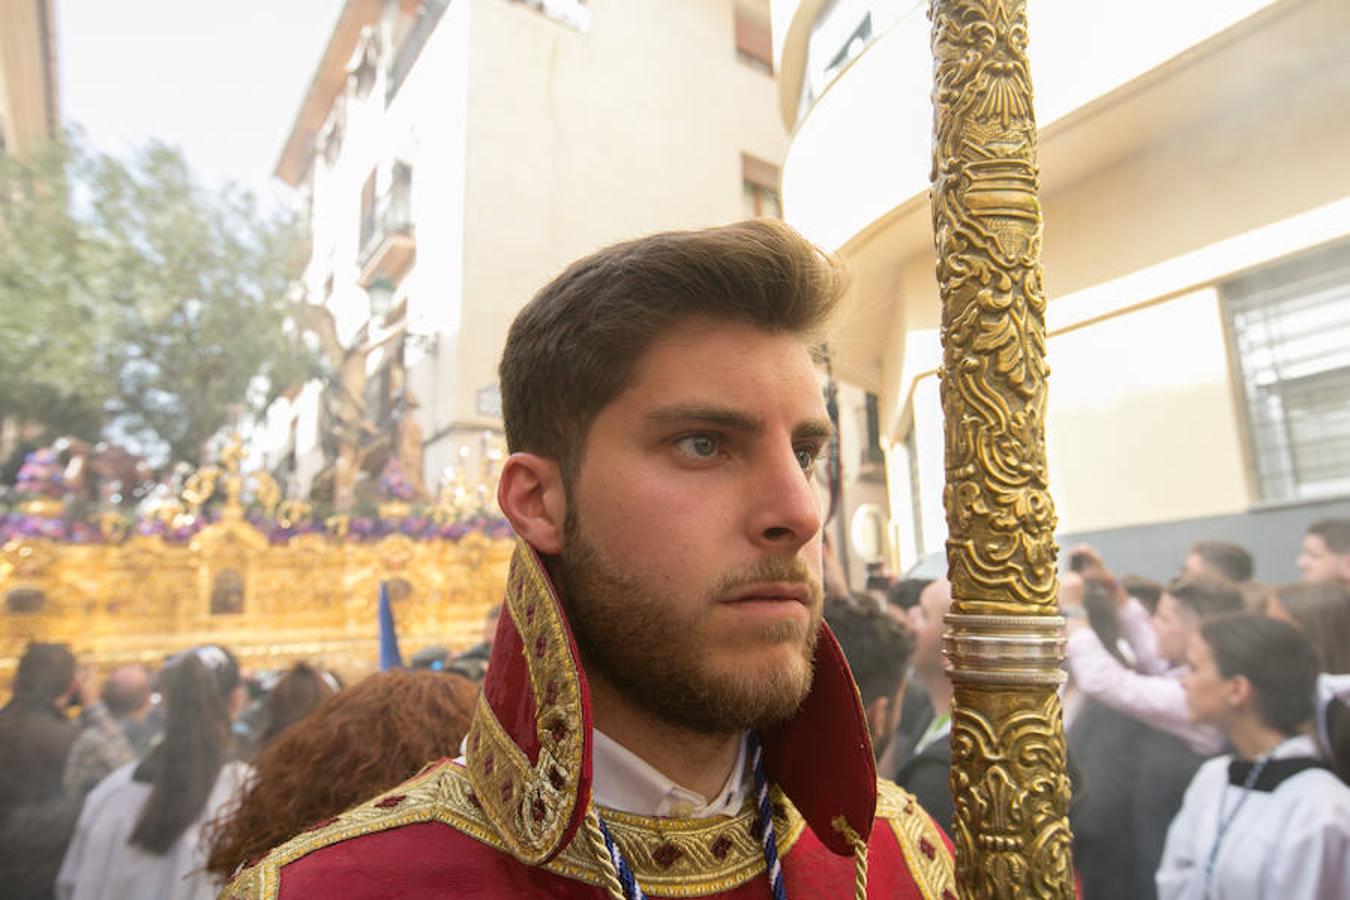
[0,133,320,465]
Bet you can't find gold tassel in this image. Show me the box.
[831,815,870,900]
[583,806,628,900]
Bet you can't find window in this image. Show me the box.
[359,168,377,253]
[741,153,781,219]
[349,31,378,100]
[387,0,450,104]
[862,391,884,468]
[797,2,923,122]
[506,0,590,33]
[904,423,925,556]
[826,12,872,74]
[734,2,773,74]
[1223,240,1350,503]
[320,97,346,167]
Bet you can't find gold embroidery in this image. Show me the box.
[464,541,588,864]
[224,767,955,900]
[222,762,812,899]
[578,792,805,897]
[221,761,459,899]
[880,779,958,900]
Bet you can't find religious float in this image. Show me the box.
[0,435,513,692]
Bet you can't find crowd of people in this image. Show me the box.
[0,637,486,899]
[829,517,1350,900]
[2,528,1346,899]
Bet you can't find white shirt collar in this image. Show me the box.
[591,729,750,819]
[1268,733,1318,761]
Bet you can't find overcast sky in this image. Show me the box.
[57,0,345,205]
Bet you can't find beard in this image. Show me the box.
[554,514,822,736]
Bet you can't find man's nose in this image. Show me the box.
[747,445,822,550]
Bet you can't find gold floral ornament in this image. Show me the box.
[464,542,590,866]
[930,0,1074,896]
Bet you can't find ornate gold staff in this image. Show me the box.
[928,0,1073,895]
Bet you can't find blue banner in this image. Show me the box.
[377,581,405,671]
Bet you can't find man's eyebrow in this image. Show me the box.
[643,405,764,432]
[794,418,835,442]
[642,405,835,441]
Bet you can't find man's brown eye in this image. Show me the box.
[795,447,817,470]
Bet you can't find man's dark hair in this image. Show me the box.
[886,578,931,612]
[824,596,914,706]
[13,642,75,705]
[1200,614,1317,735]
[258,662,336,752]
[1189,540,1254,582]
[1308,518,1350,554]
[1083,576,1128,666]
[1166,575,1244,621]
[499,219,846,477]
[1120,575,1164,615]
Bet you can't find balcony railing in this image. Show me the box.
[358,163,415,288]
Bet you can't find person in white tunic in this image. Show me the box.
[57,645,251,900]
[1157,614,1350,900]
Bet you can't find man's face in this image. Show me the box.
[1297,533,1349,584]
[556,318,830,735]
[1152,591,1197,665]
[1181,552,1212,580]
[911,579,952,680]
[869,676,907,761]
[1181,633,1230,726]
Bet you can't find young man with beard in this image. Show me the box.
[226,220,956,898]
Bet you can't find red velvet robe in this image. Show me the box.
[224,542,957,899]
[224,761,954,899]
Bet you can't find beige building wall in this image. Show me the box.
[776,0,1350,570]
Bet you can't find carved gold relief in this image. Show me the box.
[931,0,1056,615]
[2,434,514,690]
[1,529,512,692]
[929,0,1073,895]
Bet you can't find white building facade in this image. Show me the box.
[254,0,792,507]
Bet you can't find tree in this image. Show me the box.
[0,133,320,467]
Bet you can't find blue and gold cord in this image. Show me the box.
[594,731,789,900]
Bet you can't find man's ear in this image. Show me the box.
[864,695,891,745]
[497,453,567,555]
[1226,674,1255,711]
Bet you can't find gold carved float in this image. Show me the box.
[1,439,512,692]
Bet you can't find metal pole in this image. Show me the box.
[928,0,1074,895]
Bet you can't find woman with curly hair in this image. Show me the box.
[205,669,477,879]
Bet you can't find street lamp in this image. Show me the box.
[367,275,395,321]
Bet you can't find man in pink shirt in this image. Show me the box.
[1067,560,1242,755]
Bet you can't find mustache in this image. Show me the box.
[709,556,823,604]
